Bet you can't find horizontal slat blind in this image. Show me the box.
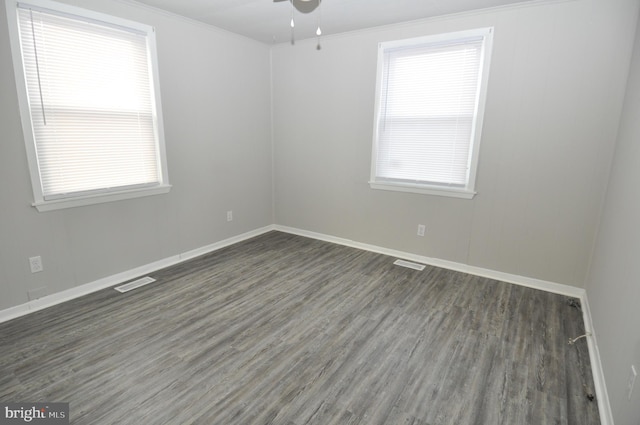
[17,6,160,199]
[375,35,485,187]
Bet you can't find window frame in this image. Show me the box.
[370,28,494,199]
[5,0,170,212]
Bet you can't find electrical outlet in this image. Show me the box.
[417,224,425,237]
[227,210,233,222]
[628,365,637,400]
[28,256,43,273]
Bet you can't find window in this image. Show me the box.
[5,0,170,211]
[370,28,493,199]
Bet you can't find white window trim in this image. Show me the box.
[5,0,171,212]
[369,28,494,199]
[369,181,476,199]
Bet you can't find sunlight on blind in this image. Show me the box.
[17,6,160,199]
[375,35,485,187]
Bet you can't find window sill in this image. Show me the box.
[33,184,172,212]
[369,181,476,199]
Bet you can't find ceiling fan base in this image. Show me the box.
[274,0,321,14]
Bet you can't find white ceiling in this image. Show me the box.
[132,0,540,44]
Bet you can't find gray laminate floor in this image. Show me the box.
[0,231,600,424]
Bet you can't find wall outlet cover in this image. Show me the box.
[29,256,43,273]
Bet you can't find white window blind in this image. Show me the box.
[13,1,168,206]
[371,28,493,198]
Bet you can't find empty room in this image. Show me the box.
[1,0,639,423]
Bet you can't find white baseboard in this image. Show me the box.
[178,225,275,262]
[0,225,275,324]
[274,225,585,298]
[580,293,614,425]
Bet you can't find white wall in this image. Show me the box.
[271,0,639,288]
[586,9,640,424]
[0,0,273,311]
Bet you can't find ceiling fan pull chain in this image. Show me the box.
[290,0,295,45]
[316,0,322,50]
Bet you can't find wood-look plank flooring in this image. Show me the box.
[0,231,600,424]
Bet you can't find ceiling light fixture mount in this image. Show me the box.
[289,0,321,14]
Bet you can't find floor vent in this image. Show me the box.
[115,276,156,293]
[393,259,426,271]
